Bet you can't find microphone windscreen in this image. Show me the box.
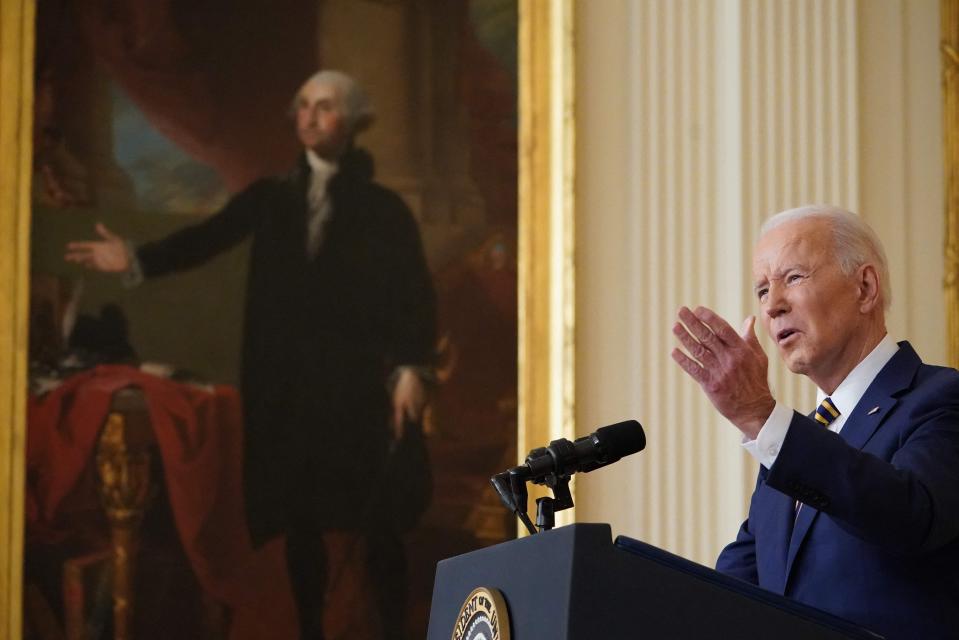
[596,420,646,460]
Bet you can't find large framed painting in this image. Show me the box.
[0,0,574,638]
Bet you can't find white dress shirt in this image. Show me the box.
[743,334,900,469]
[304,149,338,257]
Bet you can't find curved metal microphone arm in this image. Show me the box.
[490,469,536,535]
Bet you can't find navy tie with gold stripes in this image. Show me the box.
[814,397,840,427]
[795,398,840,516]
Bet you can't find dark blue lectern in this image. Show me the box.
[427,524,881,639]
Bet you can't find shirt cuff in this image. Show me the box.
[741,401,793,469]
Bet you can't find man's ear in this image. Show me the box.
[857,263,882,312]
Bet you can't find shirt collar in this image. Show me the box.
[816,334,899,416]
[305,149,338,179]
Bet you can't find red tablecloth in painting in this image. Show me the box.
[26,364,297,639]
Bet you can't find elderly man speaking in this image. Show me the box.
[671,205,959,640]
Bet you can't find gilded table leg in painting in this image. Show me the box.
[95,389,154,640]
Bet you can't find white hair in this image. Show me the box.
[294,70,375,134]
[761,205,892,310]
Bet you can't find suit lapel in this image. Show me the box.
[781,341,921,590]
[836,343,918,450]
[767,489,797,593]
[784,500,819,585]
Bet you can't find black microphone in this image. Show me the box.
[490,420,646,534]
[521,419,646,483]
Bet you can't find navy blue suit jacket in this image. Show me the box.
[716,342,959,639]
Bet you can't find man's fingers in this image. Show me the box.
[677,305,743,359]
[740,315,766,357]
[692,306,741,345]
[741,315,758,343]
[392,403,406,438]
[66,241,98,251]
[64,250,93,264]
[394,400,406,425]
[671,348,709,384]
[405,401,423,423]
[672,322,719,367]
[678,306,721,347]
[95,223,120,241]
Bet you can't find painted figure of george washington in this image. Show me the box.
[67,70,437,640]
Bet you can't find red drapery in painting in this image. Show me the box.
[27,366,298,639]
[457,4,518,233]
[58,0,319,191]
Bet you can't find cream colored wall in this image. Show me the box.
[859,0,945,362]
[574,0,944,566]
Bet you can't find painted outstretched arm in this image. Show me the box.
[65,223,131,273]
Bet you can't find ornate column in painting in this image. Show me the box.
[95,400,154,640]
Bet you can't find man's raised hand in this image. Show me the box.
[670,306,775,439]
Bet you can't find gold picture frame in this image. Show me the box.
[943,0,959,367]
[0,0,575,633]
[0,0,36,636]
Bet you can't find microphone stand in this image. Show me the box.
[491,470,536,535]
[490,465,574,535]
[533,471,573,532]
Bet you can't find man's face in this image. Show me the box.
[294,79,351,160]
[752,218,867,386]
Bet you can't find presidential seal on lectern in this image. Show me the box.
[452,586,511,640]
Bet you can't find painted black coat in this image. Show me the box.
[137,149,436,545]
